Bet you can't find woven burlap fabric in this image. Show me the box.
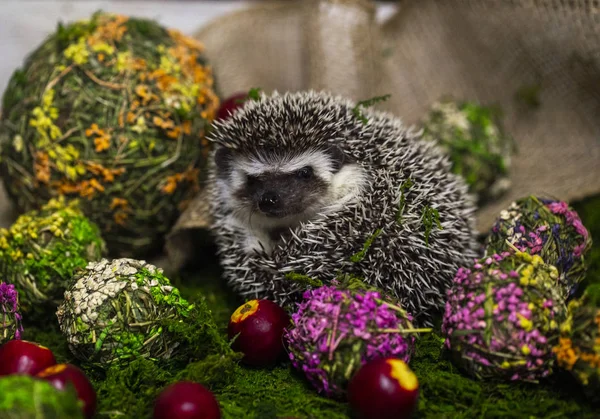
[1,0,598,273]
[165,0,600,270]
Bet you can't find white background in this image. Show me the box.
[0,1,397,95]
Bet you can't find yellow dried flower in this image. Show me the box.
[63,37,90,65]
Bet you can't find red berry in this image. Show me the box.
[227,299,290,367]
[37,363,97,419]
[153,381,220,419]
[215,92,248,121]
[0,339,56,376]
[348,357,419,419]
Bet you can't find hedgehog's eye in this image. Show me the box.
[296,166,313,180]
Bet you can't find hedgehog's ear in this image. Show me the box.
[214,146,233,177]
[327,145,350,172]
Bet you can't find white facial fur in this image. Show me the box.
[216,148,368,255]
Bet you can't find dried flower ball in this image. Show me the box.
[0,374,84,418]
[0,282,23,345]
[0,11,219,257]
[57,258,196,369]
[284,285,420,398]
[0,198,105,314]
[553,284,600,403]
[420,100,512,204]
[485,196,592,298]
[442,251,567,382]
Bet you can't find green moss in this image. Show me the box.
[0,375,84,418]
[350,229,382,263]
[421,205,443,246]
[20,194,600,418]
[396,177,414,224]
[0,197,105,315]
[285,272,324,288]
[351,94,391,124]
[217,366,349,419]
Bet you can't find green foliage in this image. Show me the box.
[350,228,382,263]
[352,94,391,124]
[0,375,84,418]
[0,198,105,315]
[20,194,600,418]
[285,272,324,288]
[421,100,513,204]
[412,334,596,418]
[396,177,414,224]
[421,205,443,246]
[247,87,262,101]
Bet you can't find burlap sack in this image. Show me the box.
[165,0,600,271]
[1,1,598,274]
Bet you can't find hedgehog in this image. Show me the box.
[207,91,479,326]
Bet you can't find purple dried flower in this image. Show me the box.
[1,281,23,343]
[284,285,421,398]
[486,195,593,297]
[442,251,567,382]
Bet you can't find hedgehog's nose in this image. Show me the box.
[259,191,281,214]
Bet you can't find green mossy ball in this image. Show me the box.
[57,258,196,369]
[554,284,600,403]
[420,100,512,204]
[0,11,219,257]
[0,374,84,418]
[0,198,105,315]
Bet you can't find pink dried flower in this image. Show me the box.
[284,285,421,398]
[1,281,23,342]
[442,252,567,382]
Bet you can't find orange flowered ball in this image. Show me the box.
[0,11,219,257]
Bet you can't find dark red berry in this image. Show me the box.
[215,92,248,121]
[153,381,220,419]
[227,299,290,367]
[0,339,56,376]
[37,363,97,418]
[348,357,419,419]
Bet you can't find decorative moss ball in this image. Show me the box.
[284,285,419,399]
[485,196,592,298]
[0,12,219,257]
[553,284,600,403]
[0,282,23,344]
[0,198,105,314]
[56,258,196,369]
[0,374,84,418]
[442,251,567,382]
[420,100,512,203]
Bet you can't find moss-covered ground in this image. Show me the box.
[24,196,600,418]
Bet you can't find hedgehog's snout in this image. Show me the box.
[258,191,282,216]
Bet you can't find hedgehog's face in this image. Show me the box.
[214,144,360,229]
